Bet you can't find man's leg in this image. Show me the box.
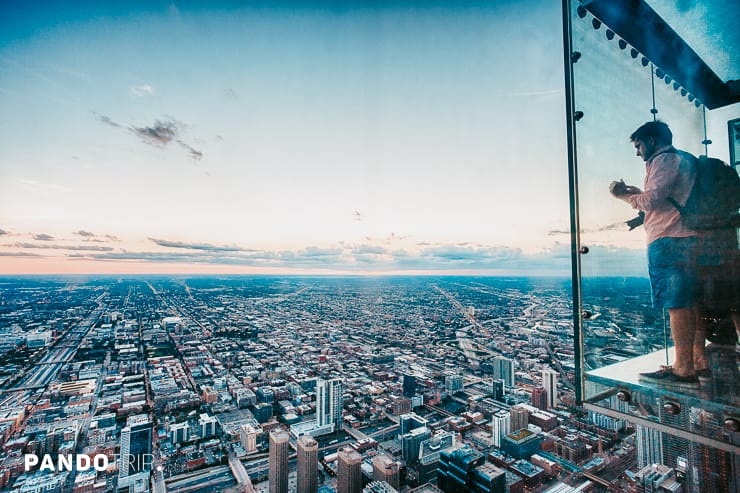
[668,306,697,377]
[693,313,708,371]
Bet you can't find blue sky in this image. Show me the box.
[0,1,659,275]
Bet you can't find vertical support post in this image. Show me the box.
[562,0,585,405]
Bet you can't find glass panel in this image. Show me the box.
[567,0,740,485]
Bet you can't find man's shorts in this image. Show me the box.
[647,236,698,310]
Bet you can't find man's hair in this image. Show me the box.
[630,121,672,145]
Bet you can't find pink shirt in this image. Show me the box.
[628,145,696,244]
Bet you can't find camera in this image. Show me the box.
[626,211,645,230]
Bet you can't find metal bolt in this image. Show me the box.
[616,390,631,402]
[663,402,680,415]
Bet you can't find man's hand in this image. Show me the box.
[609,180,641,198]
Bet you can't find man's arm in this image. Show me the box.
[627,154,680,210]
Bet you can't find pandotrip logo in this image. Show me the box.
[24,453,154,472]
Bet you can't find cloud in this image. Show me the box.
[0,251,43,257]
[177,140,203,161]
[118,118,204,160]
[0,229,8,236]
[149,238,245,252]
[130,84,155,97]
[8,242,114,252]
[94,112,122,128]
[131,120,177,146]
[33,233,54,241]
[73,230,120,242]
[548,221,629,236]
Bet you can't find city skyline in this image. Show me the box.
[1,1,664,276]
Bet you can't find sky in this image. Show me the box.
[1,0,724,276]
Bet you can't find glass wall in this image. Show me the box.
[565,0,739,490]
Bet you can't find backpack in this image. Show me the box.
[667,152,740,231]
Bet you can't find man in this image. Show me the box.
[609,120,706,389]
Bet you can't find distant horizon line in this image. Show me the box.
[0,273,648,279]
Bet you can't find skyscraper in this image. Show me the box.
[317,378,343,432]
[372,454,400,491]
[402,373,417,398]
[635,424,663,468]
[493,356,515,388]
[297,435,318,493]
[400,412,428,435]
[510,405,529,433]
[337,447,363,493]
[492,379,505,402]
[401,426,431,464]
[542,369,558,410]
[269,429,290,493]
[118,414,152,493]
[491,410,511,448]
[531,386,548,411]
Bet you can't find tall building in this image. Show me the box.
[510,405,529,433]
[199,413,218,438]
[118,414,152,493]
[493,356,515,388]
[531,386,548,411]
[401,426,431,464]
[492,379,505,402]
[445,374,464,394]
[240,423,261,454]
[542,369,558,410]
[634,464,681,493]
[418,431,456,485]
[169,421,189,444]
[438,446,484,493]
[372,454,400,491]
[297,435,318,493]
[403,374,417,398]
[337,447,363,493]
[400,412,428,435]
[635,425,664,469]
[317,378,343,432]
[491,410,511,448]
[269,429,290,493]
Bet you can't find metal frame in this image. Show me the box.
[562,0,584,406]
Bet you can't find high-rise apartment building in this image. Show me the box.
[510,405,529,433]
[491,410,511,449]
[493,356,515,388]
[240,423,261,454]
[297,435,318,493]
[372,454,400,491]
[269,429,290,493]
[337,447,363,493]
[542,369,558,410]
[317,378,343,432]
[118,414,152,493]
[445,374,464,394]
[531,386,548,411]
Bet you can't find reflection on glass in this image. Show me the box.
[567,0,739,488]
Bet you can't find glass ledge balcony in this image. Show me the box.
[583,346,739,452]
